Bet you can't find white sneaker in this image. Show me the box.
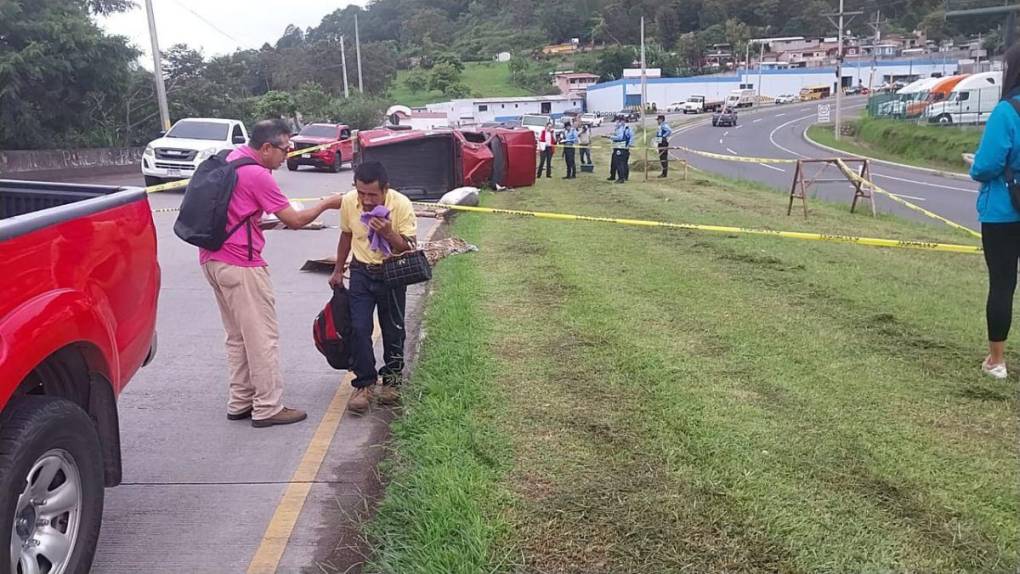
[981,357,1008,380]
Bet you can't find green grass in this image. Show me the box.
[809,117,983,173]
[388,61,534,108]
[365,155,1018,573]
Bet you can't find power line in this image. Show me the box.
[167,0,243,47]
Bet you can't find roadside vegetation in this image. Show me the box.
[365,156,1017,573]
[809,117,983,173]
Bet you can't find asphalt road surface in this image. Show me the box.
[22,164,437,573]
[669,97,982,232]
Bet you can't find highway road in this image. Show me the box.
[669,97,982,233]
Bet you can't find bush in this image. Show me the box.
[331,95,388,130]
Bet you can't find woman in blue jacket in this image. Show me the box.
[971,44,1020,380]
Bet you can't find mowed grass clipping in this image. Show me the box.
[365,160,1018,573]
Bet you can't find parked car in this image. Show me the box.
[1,179,160,573]
[141,117,248,187]
[579,113,603,127]
[775,94,798,104]
[287,123,354,172]
[615,109,640,122]
[712,107,738,127]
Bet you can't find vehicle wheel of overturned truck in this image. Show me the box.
[143,176,163,188]
[0,396,104,574]
[332,153,342,173]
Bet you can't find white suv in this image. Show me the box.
[141,118,249,187]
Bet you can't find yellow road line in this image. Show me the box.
[247,317,380,574]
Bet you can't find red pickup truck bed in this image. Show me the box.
[0,180,160,573]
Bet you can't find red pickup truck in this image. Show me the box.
[0,180,160,573]
[287,123,354,173]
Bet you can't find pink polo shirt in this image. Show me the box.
[198,146,290,267]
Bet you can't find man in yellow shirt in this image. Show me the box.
[329,162,417,414]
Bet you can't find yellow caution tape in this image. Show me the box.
[833,158,982,239]
[143,139,343,194]
[671,144,799,164]
[411,203,982,255]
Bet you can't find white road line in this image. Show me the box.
[873,173,977,194]
[735,125,744,130]
[775,113,786,117]
[726,147,738,155]
[753,118,763,123]
[767,103,870,159]
[719,139,724,145]
[724,131,730,137]
[759,163,786,173]
[889,193,928,201]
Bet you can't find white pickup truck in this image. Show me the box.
[141,118,249,187]
[681,95,724,114]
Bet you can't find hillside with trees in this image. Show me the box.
[0,0,1002,150]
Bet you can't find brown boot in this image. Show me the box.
[348,386,373,415]
[376,384,400,406]
[251,407,307,428]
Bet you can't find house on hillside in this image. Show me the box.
[554,72,600,96]
[703,44,735,68]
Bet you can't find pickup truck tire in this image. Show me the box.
[0,396,104,574]
[286,161,298,172]
[331,153,343,173]
[143,176,162,187]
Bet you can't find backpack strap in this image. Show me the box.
[223,156,262,260]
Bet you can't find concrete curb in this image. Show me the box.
[800,124,973,181]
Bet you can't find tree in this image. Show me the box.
[444,83,472,98]
[332,95,386,130]
[655,5,682,49]
[295,82,332,122]
[428,62,463,94]
[593,46,637,81]
[254,91,297,120]
[404,69,429,93]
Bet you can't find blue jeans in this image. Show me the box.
[348,262,407,388]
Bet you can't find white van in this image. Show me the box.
[925,71,1002,125]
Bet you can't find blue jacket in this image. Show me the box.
[563,127,578,145]
[656,123,672,140]
[971,94,1020,223]
[611,125,633,148]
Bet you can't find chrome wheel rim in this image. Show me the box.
[10,450,82,574]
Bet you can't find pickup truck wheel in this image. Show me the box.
[0,396,104,574]
[286,161,298,172]
[143,176,162,187]
[331,153,342,173]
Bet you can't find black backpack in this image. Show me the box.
[1004,99,1020,213]
[173,150,260,258]
[313,286,352,370]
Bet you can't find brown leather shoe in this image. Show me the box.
[376,384,400,406]
[251,407,307,428]
[347,387,373,415]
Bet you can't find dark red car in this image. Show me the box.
[287,123,354,172]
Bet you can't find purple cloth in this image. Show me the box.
[359,205,392,256]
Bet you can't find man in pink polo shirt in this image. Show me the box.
[201,119,342,428]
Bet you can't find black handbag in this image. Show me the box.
[382,247,432,287]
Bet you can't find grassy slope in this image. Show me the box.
[365,154,1018,573]
[388,61,533,108]
[809,118,982,173]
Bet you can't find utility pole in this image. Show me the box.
[144,0,170,132]
[824,0,862,140]
[757,41,765,103]
[340,36,350,98]
[355,13,364,94]
[641,16,648,181]
[867,11,883,92]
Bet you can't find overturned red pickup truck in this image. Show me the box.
[354,127,536,200]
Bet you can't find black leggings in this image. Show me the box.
[983,222,1020,342]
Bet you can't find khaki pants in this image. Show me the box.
[202,261,284,420]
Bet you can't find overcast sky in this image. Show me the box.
[98,0,367,68]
